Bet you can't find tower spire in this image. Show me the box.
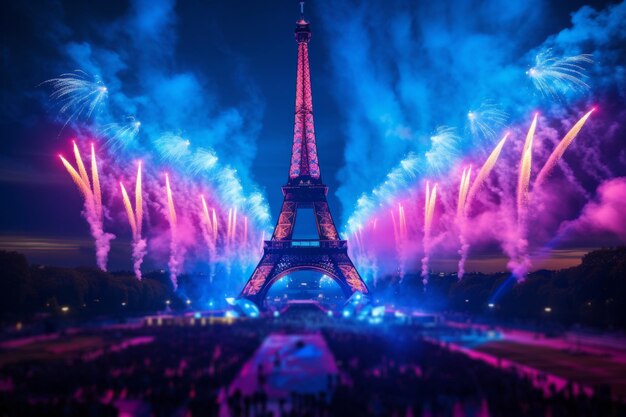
[289,1,320,182]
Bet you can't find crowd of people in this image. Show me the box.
[0,323,265,417]
[323,327,625,417]
[1,316,626,417]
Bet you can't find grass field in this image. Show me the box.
[0,336,104,367]
[475,340,626,398]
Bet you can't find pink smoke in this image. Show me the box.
[559,177,626,241]
[84,204,115,271]
[132,238,147,279]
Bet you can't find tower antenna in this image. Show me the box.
[300,1,305,18]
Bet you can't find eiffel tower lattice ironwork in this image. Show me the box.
[240,6,369,307]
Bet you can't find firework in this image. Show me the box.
[421,182,438,283]
[457,166,472,219]
[517,114,538,218]
[135,162,143,237]
[91,144,102,218]
[200,194,217,265]
[467,102,508,142]
[59,143,113,270]
[465,133,509,213]
[73,141,91,194]
[59,155,91,200]
[457,135,508,280]
[165,173,180,289]
[527,50,593,97]
[535,108,595,188]
[200,195,214,238]
[390,209,399,248]
[120,183,137,238]
[212,208,218,243]
[165,174,177,232]
[398,203,407,241]
[101,117,141,151]
[456,167,472,280]
[42,70,108,128]
[357,226,365,253]
[155,133,191,163]
[260,230,266,253]
[189,148,219,174]
[227,208,233,244]
[423,183,438,235]
[425,127,461,175]
[119,162,145,279]
[232,207,238,243]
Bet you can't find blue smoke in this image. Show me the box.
[51,0,270,228]
[315,0,626,228]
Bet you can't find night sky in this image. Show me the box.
[1,0,625,277]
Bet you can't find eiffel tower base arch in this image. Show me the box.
[240,241,368,309]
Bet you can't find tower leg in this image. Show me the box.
[240,253,278,307]
[330,255,369,295]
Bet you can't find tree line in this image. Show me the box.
[1,247,625,330]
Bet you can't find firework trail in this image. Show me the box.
[456,167,472,219]
[120,183,137,237]
[91,145,102,218]
[165,173,181,289]
[390,209,399,248]
[119,162,146,279]
[457,135,508,279]
[456,167,472,279]
[510,115,539,281]
[535,108,595,188]
[43,70,108,128]
[260,230,266,254]
[398,204,407,241]
[357,227,365,253]
[421,182,438,284]
[244,216,248,245]
[398,203,408,280]
[165,174,177,231]
[200,194,217,280]
[232,207,238,244]
[465,133,509,212]
[467,102,508,142]
[60,155,91,199]
[389,207,405,278]
[59,143,113,270]
[132,163,146,278]
[73,142,91,193]
[517,114,538,219]
[135,162,143,237]
[227,208,233,245]
[200,194,217,255]
[527,50,593,98]
[212,208,218,243]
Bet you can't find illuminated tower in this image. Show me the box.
[240,3,368,307]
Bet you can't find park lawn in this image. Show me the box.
[476,340,626,398]
[0,336,104,367]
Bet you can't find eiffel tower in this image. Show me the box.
[240,4,369,307]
